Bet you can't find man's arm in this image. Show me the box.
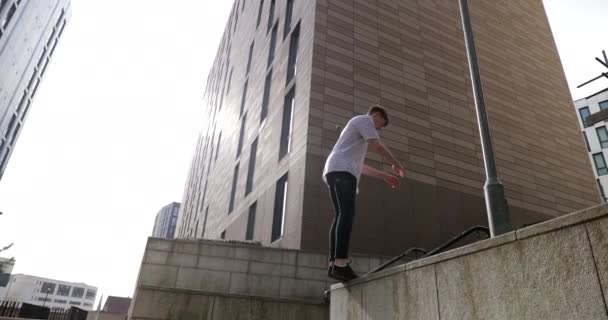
[362,164,401,188]
[368,139,405,177]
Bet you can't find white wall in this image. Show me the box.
[574,89,608,201]
[3,274,97,311]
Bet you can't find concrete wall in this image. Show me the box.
[329,204,608,320]
[129,238,388,320]
[87,311,127,320]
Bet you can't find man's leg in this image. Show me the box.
[327,172,358,281]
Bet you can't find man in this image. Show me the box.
[323,104,405,282]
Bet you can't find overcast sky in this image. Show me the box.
[0,0,606,307]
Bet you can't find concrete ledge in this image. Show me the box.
[329,204,608,320]
[516,203,608,240]
[136,284,326,305]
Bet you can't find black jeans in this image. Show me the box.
[326,171,357,260]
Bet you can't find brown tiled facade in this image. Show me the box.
[177,0,600,257]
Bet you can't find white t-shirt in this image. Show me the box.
[323,115,380,181]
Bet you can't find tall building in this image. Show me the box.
[574,88,608,202]
[0,0,71,181]
[176,0,599,256]
[2,274,97,311]
[152,202,180,239]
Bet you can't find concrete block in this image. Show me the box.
[585,217,608,305]
[182,294,214,319]
[201,243,236,258]
[138,264,178,287]
[199,270,232,292]
[147,238,173,251]
[360,274,398,319]
[279,278,326,300]
[144,250,168,264]
[210,296,263,320]
[199,256,248,273]
[297,252,327,268]
[166,252,198,268]
[175,267,204,290]
[296,266,327,281]
[517,203,608,240]
[402,266,440,320]
[247,248,283,264]
[280,265,296,277]
[248,261,282,275]
[330,284,364,320]
[436,226,607,320]
[130,288,188,319]
[228,273,249,295]
[282,251,298,265]
[173,241,199,255]
[247,274,282,297]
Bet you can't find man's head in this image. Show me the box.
[368,104,389,129]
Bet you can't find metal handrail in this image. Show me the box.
[369,247,427,274]
[367,225,490,276]
[423,225,490,258]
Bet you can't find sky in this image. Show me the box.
[0,0,606,307]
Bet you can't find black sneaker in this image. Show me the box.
[330,264,359,282]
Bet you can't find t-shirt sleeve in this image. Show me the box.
[352,116,379,141]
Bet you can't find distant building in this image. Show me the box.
[2,274,97,311]
[86,296,130,320]
[152,202,180,239]
[0,256,15,297]
[574,88,608,201]
[0,0,72,181]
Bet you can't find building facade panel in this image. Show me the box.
[0,0,71,180]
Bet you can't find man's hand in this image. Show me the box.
[392,163,406,178]
[383,174,401,189]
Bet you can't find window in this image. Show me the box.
[41,282,56,294]
[54,299,67,304]
[583,131,591,152]
[579,107,591,128]
[256,0,264,28]
[71,287,84,298]
[37,297,51,302]
[286,24,300,85]
[279,88,296,159]
[242,0,246,11]
[284,0,295,38]
[600,100,608,111]
[260,70,272,122]
[202,206,209,237]
[245,138,258,195]
[69,301,81,306]
[246,41,255,75]
[267,0,276,32]
[237,114,247,158]
[246,202,257,240]
[267,23,278,67]
[597,179,606,201]
[271,173,288,242]
[229,164,240,213]
[1,3,16,29]
[215,132,222,162]
[593,153,608,176]
[239,81,249,116]
[597,126,608,148]
[10,123,20,146]
[56,285,70,296]
[221,231,226,239]
[226,69,233,94]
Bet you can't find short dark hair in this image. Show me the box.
[368,104,389,127]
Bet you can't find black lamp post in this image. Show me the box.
[458,0,512,236]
